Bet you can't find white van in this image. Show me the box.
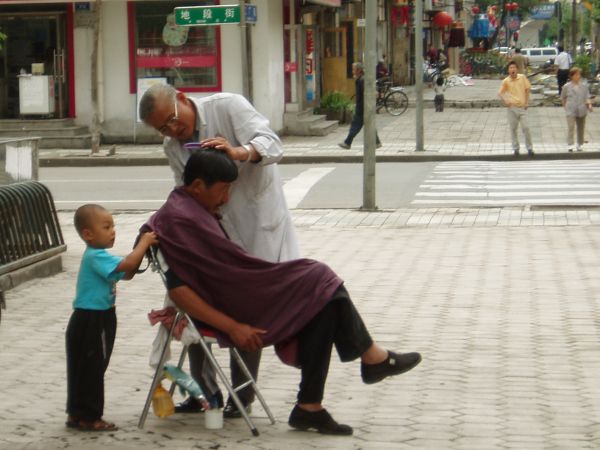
[520,47,558,66]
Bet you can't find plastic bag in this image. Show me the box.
[164,364,209,410]
[152,383,175,418]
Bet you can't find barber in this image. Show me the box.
[139,84,299,418]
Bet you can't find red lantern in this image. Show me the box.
[471,5,480,14]
[433,11,453,27]
[511,2,518,10]
[505,3,512,10]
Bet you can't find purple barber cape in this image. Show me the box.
[144,187,343,366]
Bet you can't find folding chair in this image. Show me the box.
[138,246,275,436]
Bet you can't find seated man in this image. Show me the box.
[143,149,421,435]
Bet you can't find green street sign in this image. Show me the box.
[174,5,241,26]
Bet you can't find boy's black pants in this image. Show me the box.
[296,285,373,404]
[66,308,116,421]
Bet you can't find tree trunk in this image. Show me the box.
[90,0,102,154]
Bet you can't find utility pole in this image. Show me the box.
[363,0,377,210]
[415,0,424,151]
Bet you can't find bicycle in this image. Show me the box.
[375,77,409,116]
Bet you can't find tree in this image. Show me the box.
[592,0,600,71]
[475,0,549,47]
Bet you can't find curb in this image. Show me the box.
[39,151,600,167]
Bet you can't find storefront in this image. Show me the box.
[0,3,74,119]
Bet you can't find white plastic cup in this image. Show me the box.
[205,408,223,429]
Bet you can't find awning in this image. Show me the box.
[305,0,342,7]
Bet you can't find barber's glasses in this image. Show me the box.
[158,99,179,134]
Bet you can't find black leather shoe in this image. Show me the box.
[288,405,353,435]
[174,396,203,413]
[223,398,251,419]
[361,351,422,385]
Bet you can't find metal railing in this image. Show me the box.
[0,181,65,274]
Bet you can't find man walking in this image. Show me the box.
[338,62,381,150]
[511,48,528,74]
[139,84,299,418]
[498,60,534,157]
[554,45,572,95]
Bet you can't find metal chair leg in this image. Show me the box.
[195,333,260,436]
[138,312,181,429]
[230,348,276,425]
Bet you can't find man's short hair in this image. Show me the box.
[557,45,564,53]
[352,62,364,72]
[183,149,239,187]
[514,48,521,53]
[138,83,177,123]
[74,204,106,236]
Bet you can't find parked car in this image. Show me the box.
[492,46,510,55]
[521,47,558,67]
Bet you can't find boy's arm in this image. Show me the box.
[116,232,158,279]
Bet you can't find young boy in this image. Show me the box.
[66,204,158,431]
[434,76,446,112]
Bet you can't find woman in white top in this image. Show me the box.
[560,67,593,152]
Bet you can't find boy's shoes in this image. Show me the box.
[361,351,422,385]
[338,142,351,149]
[577,145,583,152]
[223,398,252,418]
[175,390,223,413]
[288,405,353,435]
[568,146,574,152]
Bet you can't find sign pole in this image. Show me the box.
[239,0,251,101]
[362,0,377,210]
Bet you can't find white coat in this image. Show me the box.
[163,93,299,263]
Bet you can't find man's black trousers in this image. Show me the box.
[296,285,373,404]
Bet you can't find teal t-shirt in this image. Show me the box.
[73,247,125,310]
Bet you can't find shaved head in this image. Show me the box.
[74,204,107,237]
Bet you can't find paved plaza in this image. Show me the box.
[2,208,600,449]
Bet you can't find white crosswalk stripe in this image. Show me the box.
[412,161,600,206]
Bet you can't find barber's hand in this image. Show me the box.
[200,137,248,162]
[228,323,267,351]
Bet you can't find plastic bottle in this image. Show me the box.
[152,383,175,418]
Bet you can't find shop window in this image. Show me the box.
[128,1,221,92]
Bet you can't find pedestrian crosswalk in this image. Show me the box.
[412,161,600,206]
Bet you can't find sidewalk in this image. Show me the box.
[1,208,600,449]
[39,80,600,166]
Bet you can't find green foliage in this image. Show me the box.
[0,30,6,50]
[575,53,592,77]
[320,91,352,112]
[593,0,600,22]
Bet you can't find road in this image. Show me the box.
[40,160,600,211]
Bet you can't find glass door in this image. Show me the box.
[0,12,67,118]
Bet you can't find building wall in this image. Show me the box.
[71,2,284,142]
[250,0,285,132]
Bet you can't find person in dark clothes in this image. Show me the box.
[338,62,382,150]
